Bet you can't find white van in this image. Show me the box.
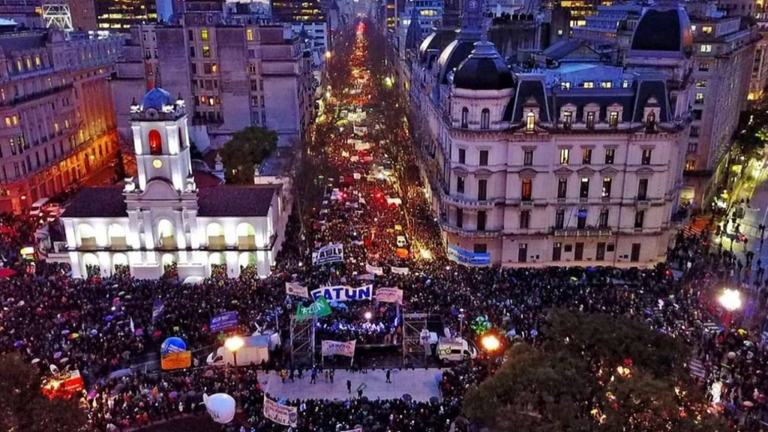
[30,198,49,218]
[436,337,478,363]
[206,335,270,367]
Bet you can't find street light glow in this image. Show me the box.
[719,289,742,312]
[224,335,244,353]
[364,311,372,320]
[481,334,501,352]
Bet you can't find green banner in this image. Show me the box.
[296,296,332,321]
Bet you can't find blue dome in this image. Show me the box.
[141,87,174,111]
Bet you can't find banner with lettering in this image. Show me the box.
[321,340,357,357]
[161,351,192,370]
[391,266,410,275]
[296,296,332,321]
[365,263,384,275]
[210,311,238,332]
[375,287,404,304]
[285,282,310,298]
[311,285,373,302]
[263,396,298,427]
[313,243,344,265]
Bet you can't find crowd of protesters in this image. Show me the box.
[2,19,768,432]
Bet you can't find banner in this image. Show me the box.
[210,311,238,332]
[285,282,310,298]
[296,296,332,321]
[447,244,491,266]
[375,287,404,304]
[152,299,164,324]
[311,285,372,302]
[357,273,375,281]
[161,351,192,370]
[366,263,384,275]
[263,396,298,427]
[391,266,410,275]
[321,340,357,357]
[313,243,344,265]
[354,141,371,150]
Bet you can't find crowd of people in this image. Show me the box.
[2,18,768,432]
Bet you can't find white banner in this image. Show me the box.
[313,243,344,265]
[311,285,372,301]
[366,263,384,275]
[391,266,410,275]
[322,340,357,357]
[263,396,298,427]
[354,141,371,150]
[285,282,309,298]
[375,287,403,304]
[357,273,375,281]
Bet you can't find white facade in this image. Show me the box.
[58,88,284,279]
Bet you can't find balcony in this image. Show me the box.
[438,217,501,238]
[439,189,500,209]
[635,198,650,209]
[551,227,613,237]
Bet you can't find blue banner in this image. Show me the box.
[152,299,164,324]
[210,311,239,332]
[447,245,491,266]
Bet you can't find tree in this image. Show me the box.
[0,353,87,432]
[220,126,278,184]
[464,310,726,432]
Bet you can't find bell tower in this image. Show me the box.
[129,87,195,193]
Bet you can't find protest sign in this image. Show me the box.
[391,266,410,275]
[365,263,384,275]
[313,243,344,265]
[210,311,238,331]
[311,285,372,302]
[161,351,192,370]
[296,296,332,321]
[321,340,357,357]
[152,299,164,324]
[285,282,309,298]
[375,287,404,304]
[263,396,298,427]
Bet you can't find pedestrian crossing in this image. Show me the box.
[690,357,706,380]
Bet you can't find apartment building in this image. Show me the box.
[0,29,123,213]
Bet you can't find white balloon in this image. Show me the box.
[203,393,236,424]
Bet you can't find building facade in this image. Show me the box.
[0,29,124,214]
[408,3,693,267]
[55,87,287,279]
[95,0,157,31]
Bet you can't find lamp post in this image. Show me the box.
[481,334,501,375]
[224,335,245,367]
[719,288,742,329]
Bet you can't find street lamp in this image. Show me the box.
[481,334,501,375]
[224,335,245,367]
[364,311,372,321]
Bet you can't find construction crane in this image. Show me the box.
[42,1,73,31]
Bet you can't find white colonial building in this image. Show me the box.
[410,2,694,267]
[56,87,287,279]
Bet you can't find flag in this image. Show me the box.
[296,296,332,321]
[152,299,164,324]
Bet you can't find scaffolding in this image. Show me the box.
[402,312,430,368]
[42,3,73,31]
[289,314,314,367]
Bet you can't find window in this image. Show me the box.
[583,81,594,88]
[523,150,533,166]
[202,46,211,58]
[609,111,619,127]
[461,107,468,128]
[201,29,209,41]
[456,176,465,194]
[586,111,595,129]
[555,209,565,229]
[637,178,648,200]
[646,111,656,129]
[480,108,490,129]
[702,26,713,34]
[474,243,487,254]
[602,177,612,198]
[559,148,570,165]
[698,62,710,72]
[599,208,609,228]
[561,81,571,90]
[581,148,592,164]
[622,79,629,88]
[700,44,712,53]
[641,148,652,165]
[634,210,645,228]
[456,208,463,228]
[563,110,572,129]
[247,28,254,41]
[189,47,195,57]
[687,142,698,153]
[477,179,487,201]
[696,80,707,88]
[695,93,705,104]
[520,210,530,229]
[557,178,568,198]
[458,148,465,164]
[477,211,486,231]
[148,130,162,155]
[479,150,488,166]
[685,160,696,171]
[580,177,590,198]
[690,126,700,137]
[525,112,535,132]
[576,208,587,229]
[601,81,612,88]
[521,179,532,200]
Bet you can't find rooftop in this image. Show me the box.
[197,186,275,217]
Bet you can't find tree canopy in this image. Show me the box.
[220,126,278,184]
[464,309,726,432]
[0,353,87,432]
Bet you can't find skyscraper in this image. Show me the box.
[95,0,157,31]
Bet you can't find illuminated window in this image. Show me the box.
[622,79,629,88]
[148,130,162,155]
[696,80,707,88]
[700,44,712,53]
[702,26,712,34]
[583,81,594,88]
[559,148,570,165]
[202,46,211,58]
[695,93,704,103]
[247,28,254,41]
[212,63,218,73]
[685,160,696,171]
[609,111,619,127]
[201,29,209,41]
[600,81,612,88]
[4,117,9,127]
[561,81,571,90]
[525,112,535,132]
[34,56,41,67]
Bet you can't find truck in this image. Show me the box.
[435,337,479,363]
[206,335,270,367]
